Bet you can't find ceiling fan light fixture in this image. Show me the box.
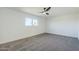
[42,12,46,14]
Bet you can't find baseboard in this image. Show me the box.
[0,32,45,45]
[46,32,78,39]
[0,32,78,45]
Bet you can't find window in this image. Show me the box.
[25,18,38,26]
[33,19,38,26]
[25,18,32,26]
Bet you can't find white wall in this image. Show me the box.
[0,16,3,41]
[0,8,46,44]
[77,14,79,39]
[46,14,78,38]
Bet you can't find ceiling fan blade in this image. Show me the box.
[45,7,51,11]
[46,13,49,15]
[40,7,51,13]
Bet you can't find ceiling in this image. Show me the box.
[9,7,79,17]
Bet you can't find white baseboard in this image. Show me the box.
[47,32,77,39]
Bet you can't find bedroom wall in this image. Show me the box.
[46,14,78,38]
[77,14,79,39]
[0,8,46,44]
[0,16,3,41]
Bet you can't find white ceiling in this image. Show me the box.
[9,7,79,17]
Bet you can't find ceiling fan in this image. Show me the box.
[40,7,51,15]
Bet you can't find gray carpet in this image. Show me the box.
[0,33,79,51]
